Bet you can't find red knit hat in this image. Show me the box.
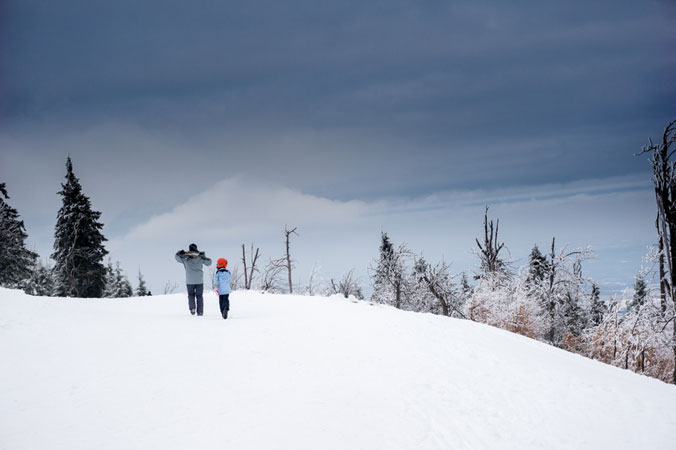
[217,258,228,269]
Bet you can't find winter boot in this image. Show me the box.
[222,309,228,319]
[190,309,196,315]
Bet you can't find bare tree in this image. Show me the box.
[638,118,676,383]
[305,262,324,296]
[229,265,243,291]
[284,226,299,294]
[475,206,508,278]
[259,257,286,293]
[330,268,364,299]
[241,243,261,290]
[163,280,178,294]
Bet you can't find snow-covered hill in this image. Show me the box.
[1,288,675,450]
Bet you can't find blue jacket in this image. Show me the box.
[214,268,232,295]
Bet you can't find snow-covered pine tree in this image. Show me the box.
[588,282,605,327]
[0,183,38,288]
[370,232,411,309]
[51,157,108,298]
[526,244,548,289]
[630,273,648,310]
[113,262,133,298]
[558,290,587,351]
[136,269,149,296]
[409,256,438,313]
[460,272,473,299]
[103,259,116,298]
[23,259,54,297]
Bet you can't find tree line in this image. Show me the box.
[366,118,676,384]
[0,157,149,298]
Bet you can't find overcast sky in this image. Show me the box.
[1,0,675,295]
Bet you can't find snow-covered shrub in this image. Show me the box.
[585,295,674,382]
[466,271,548,341]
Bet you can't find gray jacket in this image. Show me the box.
[175,251,212,285]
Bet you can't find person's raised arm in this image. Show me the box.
[175,249,186,263]
[200,251,212,266]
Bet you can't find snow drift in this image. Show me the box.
[1,287,675,450]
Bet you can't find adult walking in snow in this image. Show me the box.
[213,258,232,319]
[175,243,212,316]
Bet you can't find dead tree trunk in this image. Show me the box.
[475,206,506,277]
[658,226,668,314]
[639,118,676,384]
[241,243,260,290]
[284,226,298,294]
[546,237,557,343]
[241,244,248,290]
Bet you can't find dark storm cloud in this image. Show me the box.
[2,0,675,198]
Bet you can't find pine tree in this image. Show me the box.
[0,183,38,288]
[526,244,548,288]
[630,274,648,309]
[105,261,133,298]
[136,269,149,296]
[23,259,54,297]
[103,259,116,298]
[460,272,473,298]
[51,157,108,298]
[557,291,587,351]
[372,232,394,304]
[370,232,410,309]
[588,282,605,327]
[117,266,133,298]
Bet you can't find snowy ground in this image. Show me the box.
[1,288,675,450]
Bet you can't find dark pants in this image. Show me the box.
[187,284,204,315]
[219,294,230,312]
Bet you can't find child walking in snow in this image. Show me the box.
[213,258,231,319]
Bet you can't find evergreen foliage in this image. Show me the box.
[558,291,587,342]
[588,283,605,327]
[460,272,473,299]
[631,274,648,309]
[136,270,149,296]
[51,158,108,297]
[526,244,548,288]
[103,260,133,298]
[0,182,38,288]
[370,232,410,309]
[23,259,55,297]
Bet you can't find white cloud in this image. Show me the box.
[121,176,369,242]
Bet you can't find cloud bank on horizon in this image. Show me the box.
[101,174,655,295]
